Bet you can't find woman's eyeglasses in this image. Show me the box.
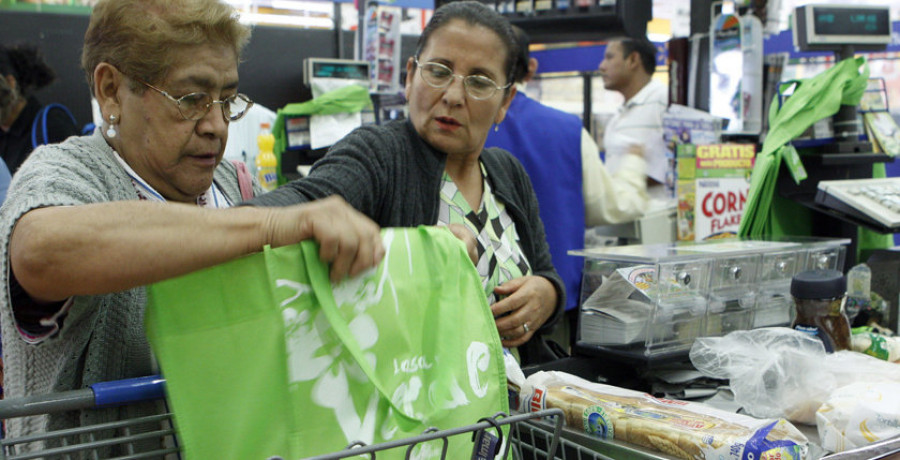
[414,58,510,100]
[134,78,253,122]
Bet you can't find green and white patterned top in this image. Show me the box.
[437,162,532,304]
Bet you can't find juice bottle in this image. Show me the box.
[256,122,278,191]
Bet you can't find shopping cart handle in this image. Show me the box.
[91,375,167,407]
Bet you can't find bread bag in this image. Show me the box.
[518,371,808,460]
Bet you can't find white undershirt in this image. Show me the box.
[112,151,232,208]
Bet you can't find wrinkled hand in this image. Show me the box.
[490,276,557,348]
[445,223,478,264]
[267,195,384,282]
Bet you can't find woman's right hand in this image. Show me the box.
[266,196,385,282]
[445,223,478,264]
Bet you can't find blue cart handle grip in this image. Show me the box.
[91,375,166,407]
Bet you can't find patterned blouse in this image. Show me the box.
[437,162,532,305]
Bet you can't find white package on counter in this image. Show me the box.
[817,381,900,453]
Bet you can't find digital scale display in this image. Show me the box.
[312,62,369,80]
[812,6,890,37]
[302,58,370,87]
[793,4,891,51]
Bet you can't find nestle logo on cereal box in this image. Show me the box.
[695,178,750,241]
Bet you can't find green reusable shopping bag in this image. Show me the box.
[145,226,508,459]
[738,56,892,256]
[272,84,373,185]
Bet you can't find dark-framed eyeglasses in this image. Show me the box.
[134,78,254,122]
[414,58,510,100]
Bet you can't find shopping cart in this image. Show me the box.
[0,375,178,459]
[0,376,617,460]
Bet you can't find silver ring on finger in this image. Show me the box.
[523,322,530,333]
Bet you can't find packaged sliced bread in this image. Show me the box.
[519,371,808,460]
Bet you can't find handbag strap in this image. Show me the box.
[230,160,254,201]
[31,103,77,149]
[299,240,424,432]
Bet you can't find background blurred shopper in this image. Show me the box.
[0,0,383,449]
[599,37,669,198]
[250,1,564,365]
[0,43,79,173]
[486,26,648,351]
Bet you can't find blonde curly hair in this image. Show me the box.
[82,0,251,94]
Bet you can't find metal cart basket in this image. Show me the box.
[0,376,620,460]
[0,375,177,459]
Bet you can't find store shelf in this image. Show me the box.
[506,0,652,44]
[0,2,91,14]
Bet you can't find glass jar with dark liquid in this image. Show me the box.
[790,269,850,353]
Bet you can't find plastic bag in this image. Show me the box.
[851,329,900,362]
[690,327,900,424]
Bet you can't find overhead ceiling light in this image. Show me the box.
[271,0,333,13]
[238,12,334,28]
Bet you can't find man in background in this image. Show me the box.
[599,37,669,199]
[486,26,648,351]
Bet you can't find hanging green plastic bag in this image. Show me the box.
[272,84,373,185]
[739,56,869,238]
[738,56,892,256]
[145,226,508,459]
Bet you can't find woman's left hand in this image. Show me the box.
[490,276,557,348]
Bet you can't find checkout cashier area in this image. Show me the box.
[2,0,900,458]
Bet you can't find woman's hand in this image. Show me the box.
[267,195,385,282]
[445,223,478,264]
[490,276,557,348]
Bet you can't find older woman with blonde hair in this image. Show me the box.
[1,0,382,447]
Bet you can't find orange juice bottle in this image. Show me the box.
[255,122,278,191]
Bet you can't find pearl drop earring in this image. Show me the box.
[493,124,499,132]
[106,114,118,138]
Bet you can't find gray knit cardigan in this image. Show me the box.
[0,130,250,441]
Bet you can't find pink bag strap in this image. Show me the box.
[231,160,254,201]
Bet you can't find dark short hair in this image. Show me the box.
[612,37,657,75]
[413,1,517,88]
[0,44,57,96]
[511,25,530,84]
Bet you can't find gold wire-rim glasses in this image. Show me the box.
[414,58,511,100]
[134,77,254,122]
